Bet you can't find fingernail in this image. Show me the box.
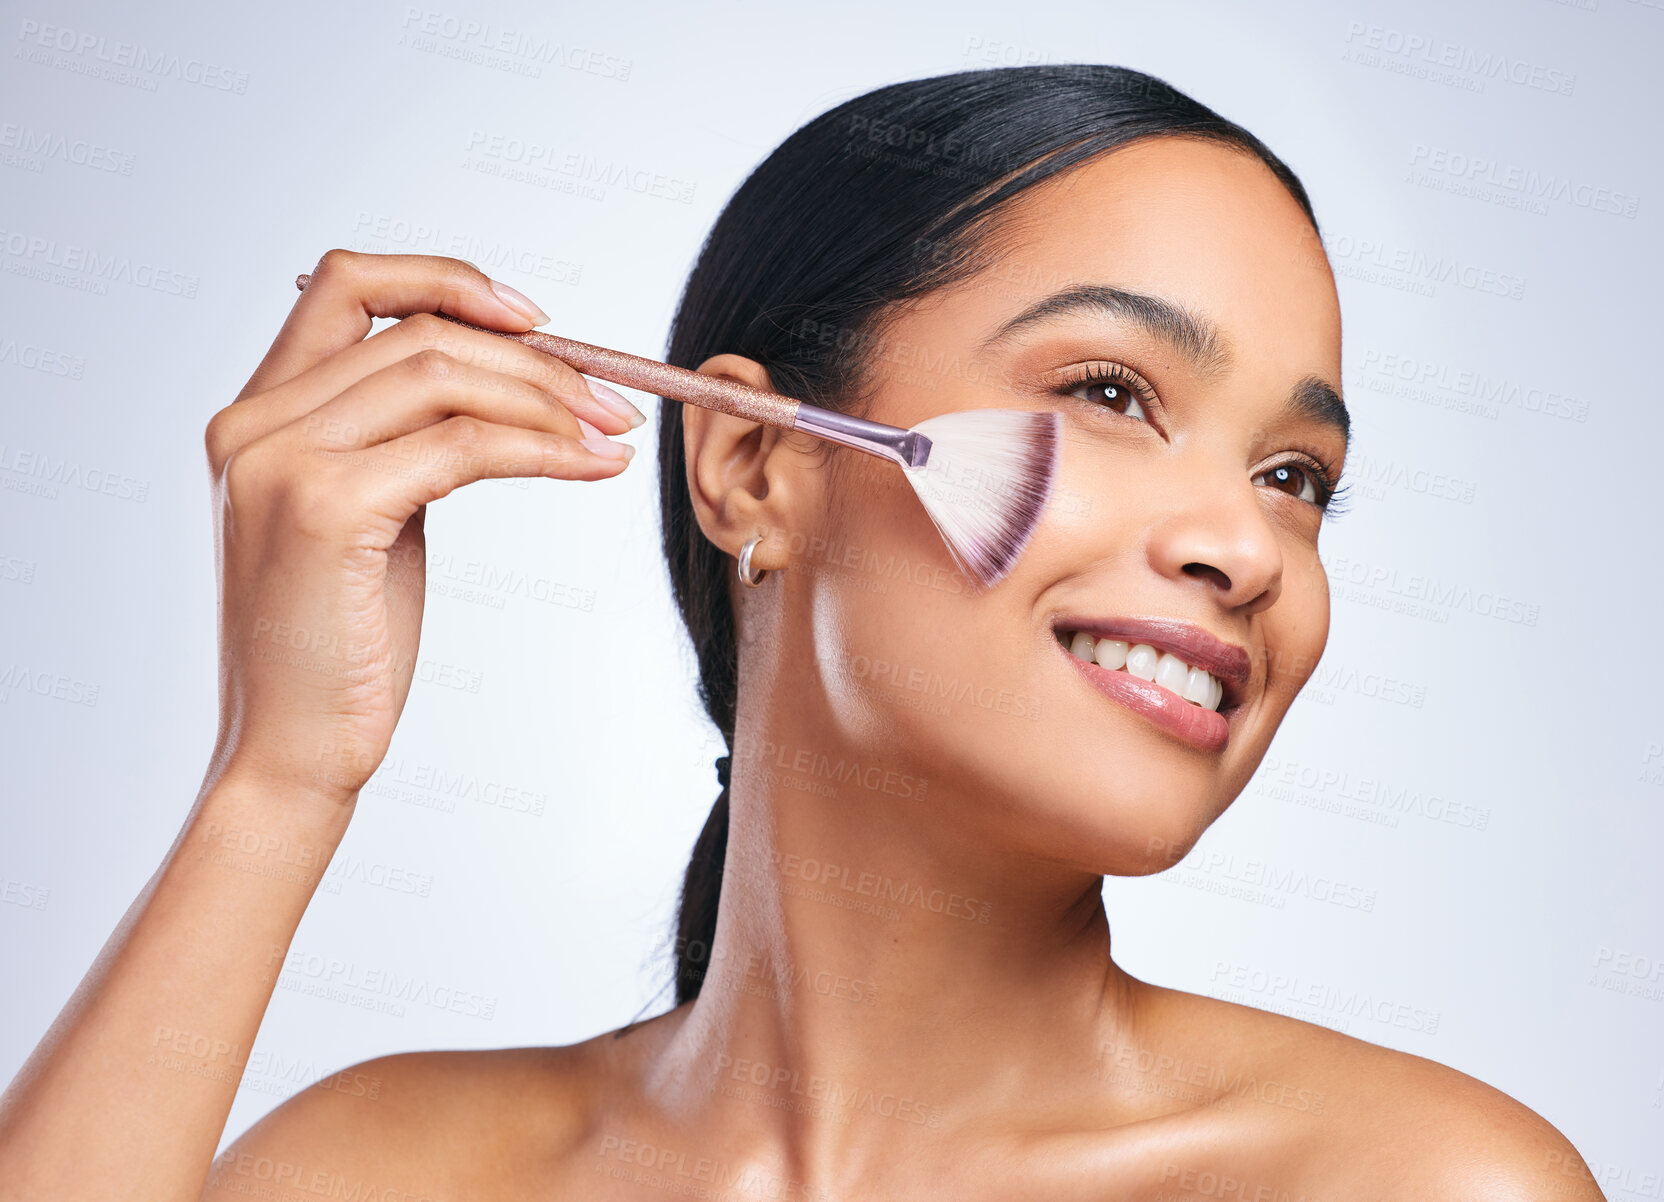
[586,378,646,429]
[488,278,550,325]
[580,436,635,461]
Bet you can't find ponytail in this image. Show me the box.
[674,757,730,1004]
[657,64,1320,1006]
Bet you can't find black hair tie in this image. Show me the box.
[715,754,731,788]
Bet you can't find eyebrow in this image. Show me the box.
[978,283,1350,452]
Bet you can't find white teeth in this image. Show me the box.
[1060,630,1226,712]
[1183,665,1213,705]
[1155,652,1190,695]
[1093,638,1129,670]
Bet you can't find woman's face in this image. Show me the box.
[751,135,1345,877]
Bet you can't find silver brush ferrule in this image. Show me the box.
[792,406,933,469]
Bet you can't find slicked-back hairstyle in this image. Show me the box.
[658,64,1319,1004]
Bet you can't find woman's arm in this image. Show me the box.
[0,773,351,1201]
[0,249,641,1202]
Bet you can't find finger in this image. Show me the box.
[345,418,634,527]
[289,346,591,452]
[219,311,640,455]
[296,312,640,433]
[236,250,551,400]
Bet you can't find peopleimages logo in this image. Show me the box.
[1323,553,1541,627]
[1410,144,1640,219]
[274,949,498,1019]
[1341,21,1576,96]
[1209,961,1442,1035]
[1318,232,1526,300]
[770,850,991,923]
[1098,1038,1327,1114]
[0,229,198,298]
[14,19,251,93]
[1176,851,1378,912]
[0,663,100,706]
[398,8,632,81]
[1351,349,1590,424]
[463,131,696,204]
[843,655,1042,722]
[0,122,135,174]
[711,1052,944,1128]
[1254,754,1492,833]
[426,551,595,611]
[0,337,86,379]
[349,211,583,287]
[319,855,434,898]
[0,440,151,503]
[744,739,931,801]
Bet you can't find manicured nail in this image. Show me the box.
[587,378,646,428]
[488,278,550,325]
[580,436,635,461]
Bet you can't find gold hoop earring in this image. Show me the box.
[738,535,767,588]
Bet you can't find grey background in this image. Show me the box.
[0,0,1658,1179]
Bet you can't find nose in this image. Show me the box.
[1145,471,1284,616]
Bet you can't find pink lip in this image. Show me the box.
[1051,617,1252,754]
[1058,643,1234,753]
[1051,616,1251,709]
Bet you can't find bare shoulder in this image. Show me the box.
[202,1014,677,1200]
[1310,1031,1606,1200]
[1147,984,1608,1200]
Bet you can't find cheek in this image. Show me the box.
[799,433,1146,761]
[799,460,1047,766]
[1017,431,1160,575]
[1262,550,1331,703]
[802,448,997,615]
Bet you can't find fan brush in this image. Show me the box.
[294,273,1061,589]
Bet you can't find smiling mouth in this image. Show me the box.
[1051,621,1250,718]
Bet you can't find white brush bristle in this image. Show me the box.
[904,409,1061,589]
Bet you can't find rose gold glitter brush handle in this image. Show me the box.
[292,273,931,471]
[291,272,1060,589]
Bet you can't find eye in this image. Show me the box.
[1054,359,1350,516]
[1255,459,1346,512]
[1256,462,1319,503]
[1061,361,1156,423]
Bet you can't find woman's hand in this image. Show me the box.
[0,249,645,1202]
[201,249,641,811]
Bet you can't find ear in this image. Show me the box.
[683,353,821,574]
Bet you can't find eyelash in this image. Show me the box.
[1057,361,1351,516]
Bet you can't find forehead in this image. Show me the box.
[949,136,1341,374]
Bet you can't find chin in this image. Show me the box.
[906,733,1227,881]
[1034,782,1224,878]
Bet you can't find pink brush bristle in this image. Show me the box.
[905,409,1062,590]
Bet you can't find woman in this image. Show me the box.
[0,65,1604,1200]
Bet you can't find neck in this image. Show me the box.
[650,712,1148,1183]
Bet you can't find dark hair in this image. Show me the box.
[658,64,1320,1004]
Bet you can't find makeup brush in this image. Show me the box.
[293,273,1060,589]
